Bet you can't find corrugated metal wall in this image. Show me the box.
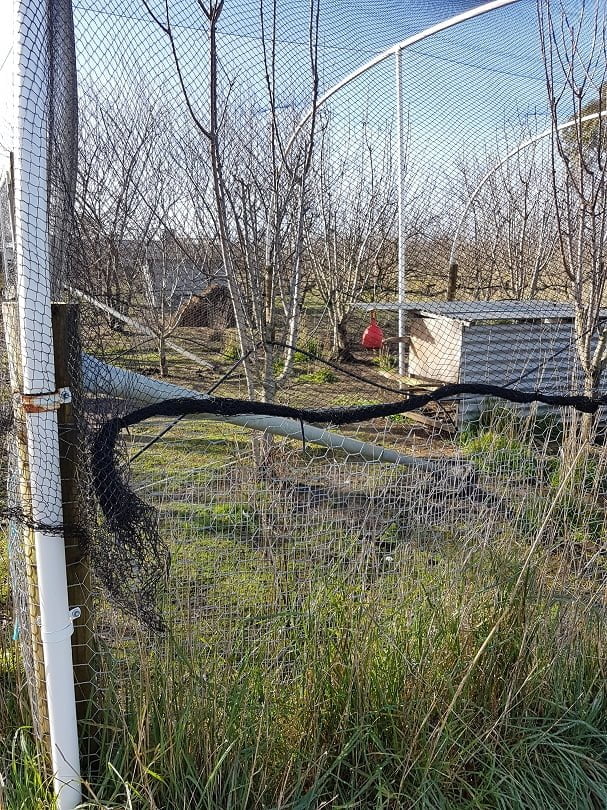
[459,321,579,422]
[409,316,606,424]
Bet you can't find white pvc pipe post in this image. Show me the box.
[395,48,407,377]
[13,1,81,807]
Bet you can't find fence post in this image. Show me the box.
[447,261,458,301]
[2,302,52,763]
[52,302,98,765]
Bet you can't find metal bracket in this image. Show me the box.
[15,386,72,413]
[36,606,81,644]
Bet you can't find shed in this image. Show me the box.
[364,300,607,424]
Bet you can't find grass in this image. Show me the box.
[459,411,607,555]
[3,551,607,809]
[459,429,546,480]
[222,336,241,362]
[3,354,607,807]
[296,368,336,384]
[294,336,323,364]
[374,346,397,373]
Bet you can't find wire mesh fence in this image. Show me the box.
[114,391,607,640]
[2,0,607,806]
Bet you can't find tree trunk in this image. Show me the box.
[158,334,168,377]
[331,318,354,362]
[579,368,601,445]
[563,364,600,461]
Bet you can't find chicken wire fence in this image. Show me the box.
[2,0,607,796]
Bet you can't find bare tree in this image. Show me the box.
[77,85,217,375]
[142,0,321,401]
[539,0,607,441]
[305,118,396,360]
[138,228,203,377]
[76,87,164,325]
[457,136,557,301]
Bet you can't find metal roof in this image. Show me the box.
[360,300,607,325]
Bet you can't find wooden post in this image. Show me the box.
[3,301,97,771]
[51,303,98,766]
[447,261,458,302]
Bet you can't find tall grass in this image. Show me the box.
[3,538,607,809]
[3,412,607,808]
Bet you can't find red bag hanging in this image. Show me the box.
[361,311,384,349]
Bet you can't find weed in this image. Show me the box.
[294,336,322,364]
[296,368,336,384]
[519,490,606,546]
[459,429,544,479]
[549,449,606,496]
[374,346,396,372]
[222,336,240,362]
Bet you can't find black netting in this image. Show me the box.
[92,383,607,629]
[3,0,607,804]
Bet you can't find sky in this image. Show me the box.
[0,5,12,162]
[0,0,600,209]
[67,0,544,151]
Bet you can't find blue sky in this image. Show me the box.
[0,1,545,149]
[68,0,544,145]
[0,0,598,207]
[0,8,12,161]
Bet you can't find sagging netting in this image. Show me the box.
[93,384,607,630]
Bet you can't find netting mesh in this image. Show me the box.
[2,0,607,803]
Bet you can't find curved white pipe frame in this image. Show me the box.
[281,0,522,361]
[449,109,607,267]
[284,0,522,160]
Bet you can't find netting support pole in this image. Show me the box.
[13,0,81,806]
[53,303,98,768]
[395,47,407,377]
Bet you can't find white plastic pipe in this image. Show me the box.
[395,49,407,377]
[13,2,81,807]
[449,109,607,268]
[83,353,434,469]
